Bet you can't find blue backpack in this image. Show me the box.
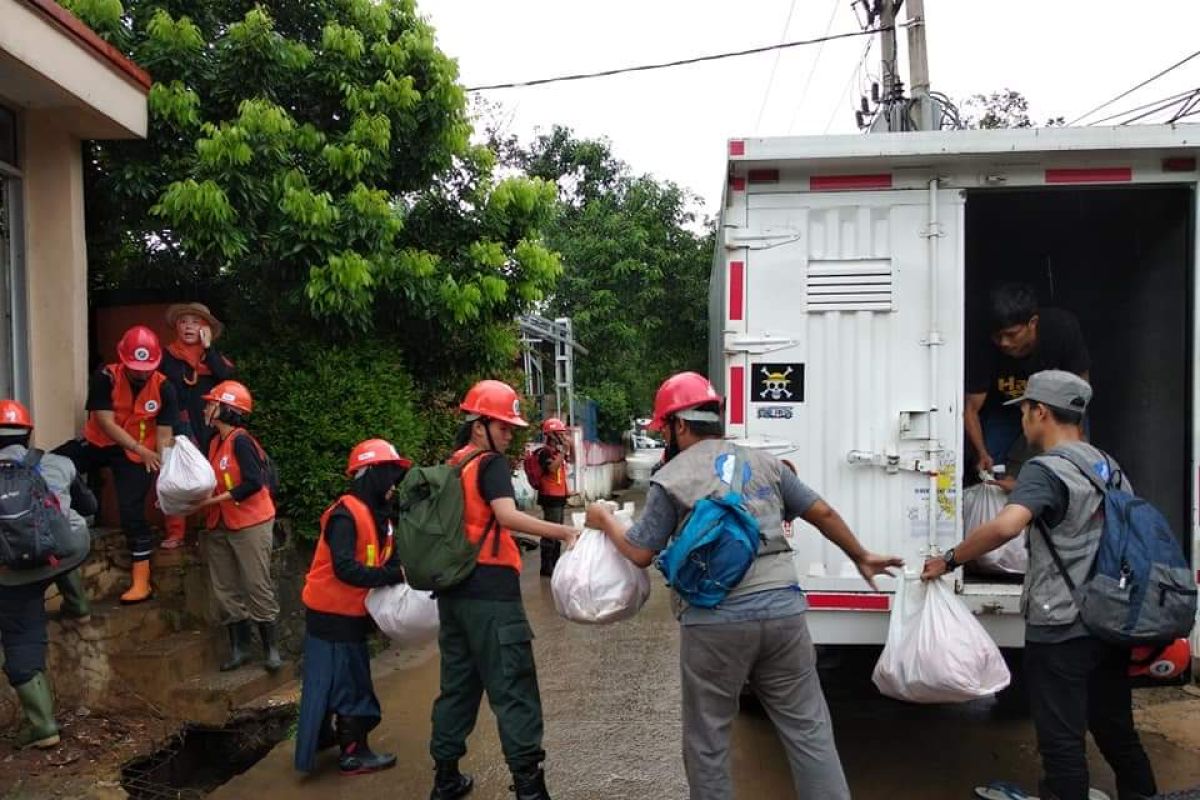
[1036,450,1197,646]
[655,450,762,609]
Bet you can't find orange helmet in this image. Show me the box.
[116,325,163,371]
[346,439,413,475]
[460,380,528,427]
[649,371,723,431]
[0,400,32,430]
[1129,639,1191,680]
[203,381,253,415]
[542,418,568,434]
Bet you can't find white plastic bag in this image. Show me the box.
[872,576,1010,703]
[963,483,1029,575]
[365,583,440,646]
[156,437,217,516]
[513,468,537,512]
[551,507,650,624]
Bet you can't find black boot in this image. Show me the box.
[337,716,397,776]
[220,620,252,671]
[257,621,283,673]
[317,714,337,751]
[511,766,550,800]
[430,760,474,799]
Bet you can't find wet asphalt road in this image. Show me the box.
[216,552,1200,800]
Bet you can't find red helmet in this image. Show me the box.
[1129,639,1191,680]
[649,372,723,431]
[542,418,568,434]
[460,380,528,427]
[0,400,32,430]
[203,381,253,415]
[116,325,162,371]
[346,439,413,475]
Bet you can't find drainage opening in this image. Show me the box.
[120,706,295,799]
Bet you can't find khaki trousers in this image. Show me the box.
[204,520,280,624]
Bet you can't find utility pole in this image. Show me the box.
[906,0,935,130]
[879,0,899,103]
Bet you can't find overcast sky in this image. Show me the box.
[418,1,1200,215]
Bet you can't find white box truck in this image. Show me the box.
[710,125,1200,651]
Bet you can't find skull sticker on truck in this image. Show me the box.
[752,363,804,403]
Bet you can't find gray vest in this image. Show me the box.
[1022,441,1125,628]
[651,439,796,604]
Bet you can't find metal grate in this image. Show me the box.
[805,257,894,312]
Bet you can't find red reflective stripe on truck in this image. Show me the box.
[810,174,892,191]
[729,140,745,157]
[748,169,780,183]
[1045,167,1132,184]
[729,176,746,192]
[729,261,745,321]
[807,593,891,611]
[730,366,745,424]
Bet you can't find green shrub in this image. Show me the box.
[237,340,428,540]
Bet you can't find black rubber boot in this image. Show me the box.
[430,760,474,799]
[257,621,283,673]
[511,766,551,800]
[337,716,397,776]
[220,620,252,672]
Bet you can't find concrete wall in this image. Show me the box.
[20,111,88,449]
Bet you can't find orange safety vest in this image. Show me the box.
[83,364,166,463]
[302,495,393,617]
[450,446,523,573]
[537,445,569,498]
[206,430,275,531]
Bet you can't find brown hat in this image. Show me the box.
[166,302,224,340]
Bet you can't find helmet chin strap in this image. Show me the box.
[664,420,681,463]
[483,419,499,453]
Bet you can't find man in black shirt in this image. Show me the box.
[965,283,1090,477]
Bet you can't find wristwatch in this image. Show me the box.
[942,547,960,572]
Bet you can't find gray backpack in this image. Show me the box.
[0,450,73,569]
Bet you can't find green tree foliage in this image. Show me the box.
[502,126,713,440]
[962,89,1064,129]
[67,0,560,353]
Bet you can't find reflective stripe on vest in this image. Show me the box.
[449,446,522,572]
[302,495,394,617]
[82,364,166,463]
[206,430,275,531]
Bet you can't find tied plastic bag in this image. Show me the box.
[366,583,440,646]
[872,576,1010,703]
[963,483,1028,574]
[156,437,217,516]
[551,505,650,624]
[513,468,537,512]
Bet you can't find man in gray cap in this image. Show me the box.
[923,370,1157,800]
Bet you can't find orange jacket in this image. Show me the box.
[450,446,522,572]
[206,430,275,531]
[83,364,166,463]
[302,495,393,617]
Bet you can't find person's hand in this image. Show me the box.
[196,495,219,508]
[976,451,995,475]
[139,446,162,472]
[986,476,1017,493]
[561,527,580,549]
[199,325,212,349]
[585,503,611,531]
[854,552,904,590]
[921,556,949,582]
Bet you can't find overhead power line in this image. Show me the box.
[786,0,842,134]
[466,26,890,92]
[1087,86,1200,126]
[754,0,800,133]
[1068,46,1200,126]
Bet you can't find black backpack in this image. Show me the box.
[237,431,280,501]
[0,450,72,569]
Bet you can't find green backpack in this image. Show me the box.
[393,449,499,591]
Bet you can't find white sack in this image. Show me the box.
[513,468,537,512]
[872,576,1010,703]
[551,509,649,624]
[366,583,440,646]
[156,437,218,516]
[963,483,1029,575]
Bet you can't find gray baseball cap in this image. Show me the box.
[1003,369,1092,412]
